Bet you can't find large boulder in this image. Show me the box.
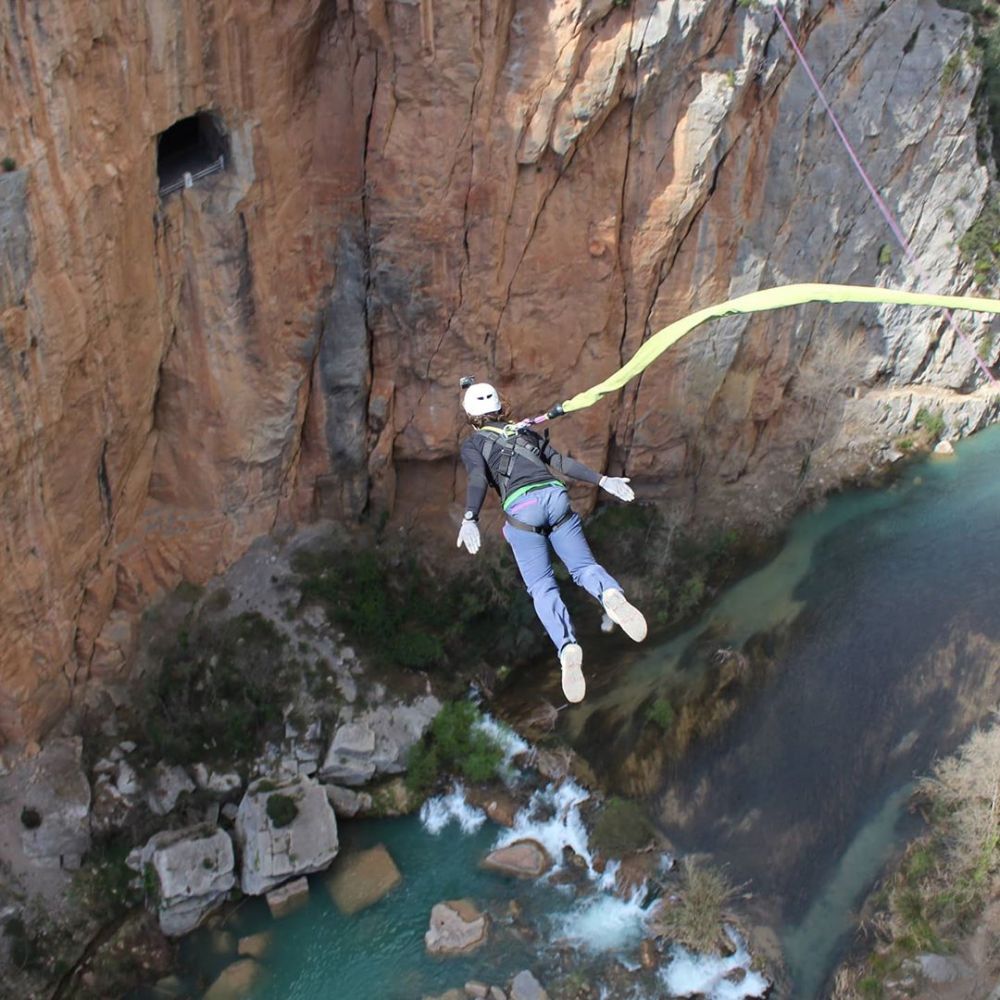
[325,843,402,914]
[20,737,91,868]
[482,840,552,879]
[140,824,236,936]
[234,774,339,895]
[425,899,489,956]
[146,763,196,816]
[319,696,441,784]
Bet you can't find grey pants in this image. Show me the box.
[502,485,620,651]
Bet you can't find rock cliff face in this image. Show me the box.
[0,0,994,740]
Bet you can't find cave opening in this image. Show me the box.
[157,112,229,196]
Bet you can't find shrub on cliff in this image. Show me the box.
[137,612,290,766]
[405,701,503,794]
[652,858,735,953]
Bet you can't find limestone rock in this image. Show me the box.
[509,971,548,1000]
[203,958,265,1000]
[147,763,196,816]
[323,783,372,818]
[482,840,552,879]
[235,775,339,895]
[933,439,956,455]
[319,722,377,786]
[325,843,402,914]
[425,899,489,956]
[266,876,310,919]
[140,824,236,936]
[193,763,243,797]
[20,737,91,867]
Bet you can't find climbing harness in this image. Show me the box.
[476,425,571,536]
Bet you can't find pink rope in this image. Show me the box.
[772,3,997,384]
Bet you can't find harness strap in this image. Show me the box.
[505,508,573,537]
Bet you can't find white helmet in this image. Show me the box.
[462,382,501,417]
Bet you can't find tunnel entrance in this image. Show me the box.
[157,112,228,196]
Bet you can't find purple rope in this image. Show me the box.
[773,3,997,383]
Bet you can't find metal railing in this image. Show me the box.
[158,155,225,197]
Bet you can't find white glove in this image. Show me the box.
[600,476,634,502]
[457,519,481,554]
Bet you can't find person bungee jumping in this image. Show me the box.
[456,378,647,703]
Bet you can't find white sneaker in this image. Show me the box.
[559,643,585,703]
[602,589,647,642]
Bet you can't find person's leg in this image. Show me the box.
[546,489,648,642]
[503,498,575,653]
[544,489,620,600]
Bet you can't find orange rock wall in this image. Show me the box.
[0,0,990,740]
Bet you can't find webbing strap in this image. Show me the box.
[505,508,573,537]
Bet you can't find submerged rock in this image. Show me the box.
[325,843,402,914]
[509,970,548,1000]
[266,876,310,918]
[482,840,552,879]
[203,958,265,1000]
[237,931,272,959]
[425,899,490,956]
[234,774,339,894]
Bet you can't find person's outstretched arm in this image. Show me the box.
[457,437,488,553]
[541,437,634,501]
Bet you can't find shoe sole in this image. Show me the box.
[603,590,647,642]
[560,644,586,703]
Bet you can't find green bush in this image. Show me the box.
[71,840,144,924]
[405,701,503,794]
[1,157,16,172]
[646,698,675,732]
[20,807,41,830]
[266,793,299,828]
[914,407,946,440]
[590,797,656,857]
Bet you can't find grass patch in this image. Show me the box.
[71,839,145,924]
[653,858,735,953]
[590,797,656,857]
[913,406,946,441]
[405,701,504,794]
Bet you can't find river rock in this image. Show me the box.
[465,982,490,998]
[146,763,196,816]
[266,876,310,918]
[482,840,552,879]
[235,774,339,895]
[933,439,955,455]
[509,971,548,1000]
[20,736,91,868]
[140,824,236,936]
[465,787,520,827]
[203,958,265,1000]
[237,931,272,959]
[323,783,373,818]
[489,990,507,1000]
[325,843,402,914]
[425,899,490,956]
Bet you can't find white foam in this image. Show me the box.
[474,714,530,777]
[493,779,594,872]
[660,927,770,999]
[551,887,648,954]
[420,784,487,835]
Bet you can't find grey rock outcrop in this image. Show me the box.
[20,737,91,868]
[147,763,196,816]
[193,763,243,797]
[140,824,236,936]
[320,696,441,785]
[323,783,373,818]
[234,774,339,895]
